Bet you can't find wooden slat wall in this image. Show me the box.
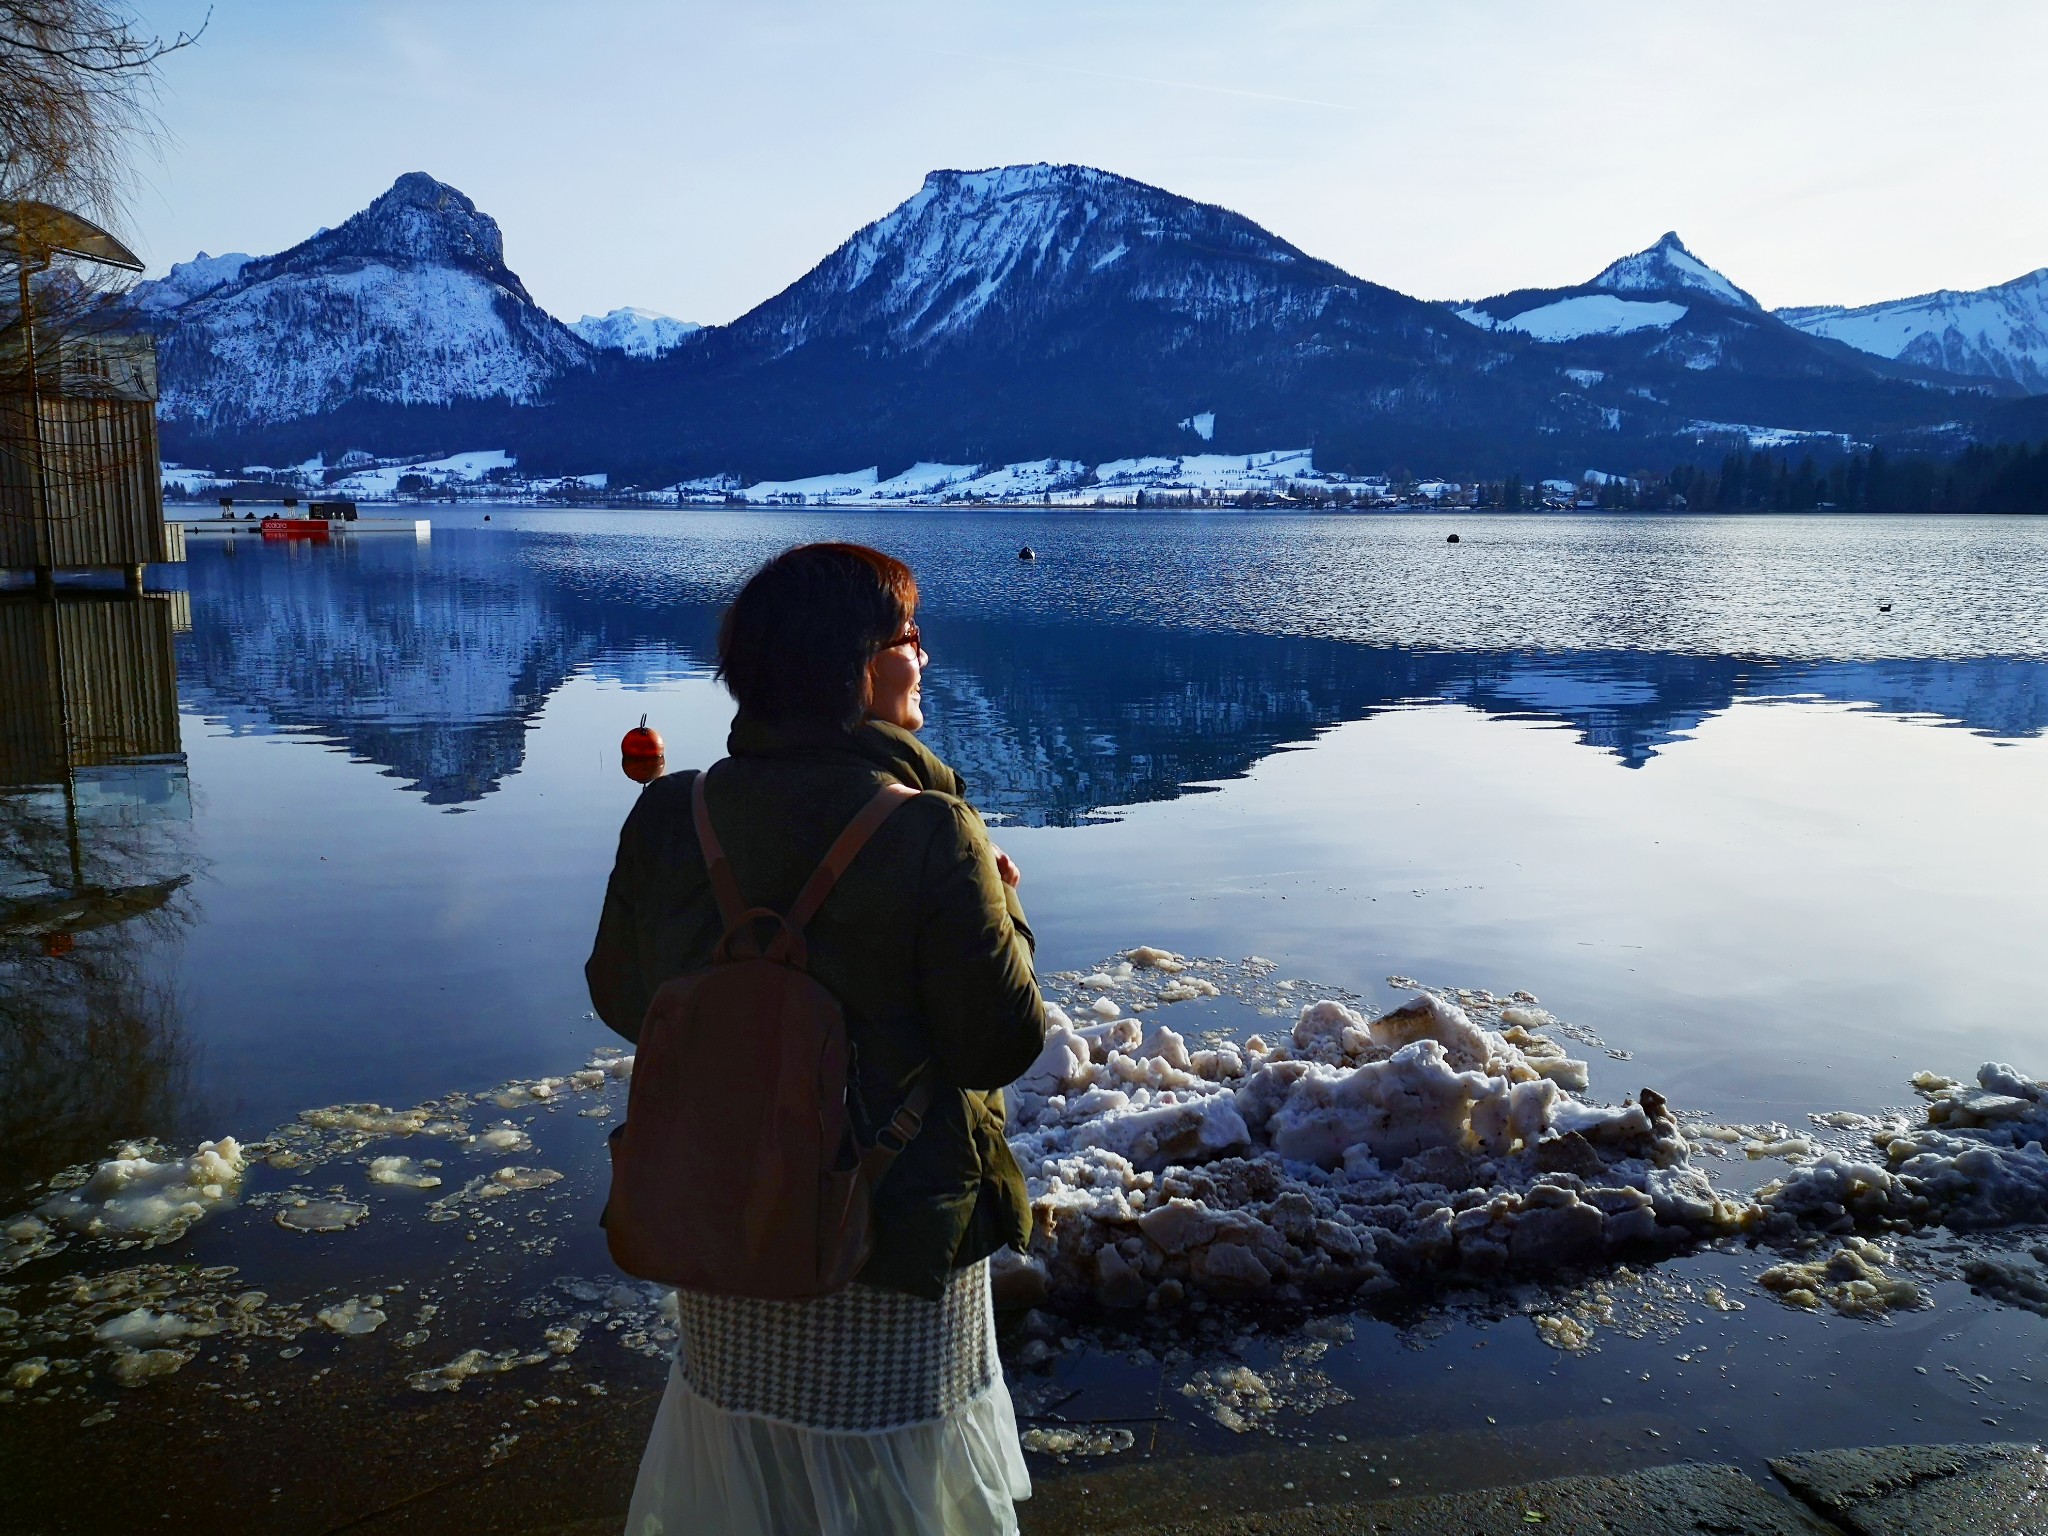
[0,596,182,787]
[0,394,166,568]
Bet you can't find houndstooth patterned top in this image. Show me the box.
[674,1258,998,1433]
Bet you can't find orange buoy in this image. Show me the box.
[621,713,664,759]
[621,751,666,785]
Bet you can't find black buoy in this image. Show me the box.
[483,514,491,521]
[1018,545,1036,562]
[1446,533,1460,544]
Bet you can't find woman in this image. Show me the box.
[585,542,1045,1536]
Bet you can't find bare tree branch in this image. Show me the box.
[0,0,207,228]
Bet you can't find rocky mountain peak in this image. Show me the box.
[737,161,1348,356]
[1591,231,1759,311]
[239,172,524,296]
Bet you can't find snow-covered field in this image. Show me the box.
[676,448,1393,507]
[1459,296,1688,342]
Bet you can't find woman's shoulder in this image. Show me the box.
[615,768,701,848]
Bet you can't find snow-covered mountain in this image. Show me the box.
[720,162,1375,358]
[129,250,252,315]
[1778,269,2048,394]
[151,164,2015,480]
[570,306,701,357]
[1589,232,1760,310]
[550,161,1551,482]
[1455,232,1759,342]
[145,172,592,430]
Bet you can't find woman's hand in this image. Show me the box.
[992,846,1022,888]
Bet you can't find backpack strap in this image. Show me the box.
[690,770,749,933]
[693,770,918,966]
[860,1070,936,1187]
[785,781,919,931]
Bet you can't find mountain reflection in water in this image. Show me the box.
[174,529,2048,818]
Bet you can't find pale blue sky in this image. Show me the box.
[126,0,2046,323]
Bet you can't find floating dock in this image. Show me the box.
[171,514,430,541]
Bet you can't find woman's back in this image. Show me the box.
[589,542,1044,1536]
[586,715,1044,1299]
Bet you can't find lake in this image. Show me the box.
[4,509,2047,1531]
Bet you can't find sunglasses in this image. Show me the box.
[885,624,924,654]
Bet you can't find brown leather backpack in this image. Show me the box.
[604,768,933,1299]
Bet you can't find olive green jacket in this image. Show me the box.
[584,717,1045,1300]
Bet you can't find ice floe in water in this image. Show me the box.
[1178,1359,1350,1433]
[407,1344,552,1392]
[1760,1061,2048,1235]
[1020,1425,1136,1458]
[1962,1250,2048,1317]
[316,1297,388,1335]
[366,1156,442,1188]
[30,1140,246,1254]
[1003,957,1748,1308]
[273,1197,368,1234]
[1757,1237,1928,1317]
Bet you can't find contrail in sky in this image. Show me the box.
[927,47,1358,113]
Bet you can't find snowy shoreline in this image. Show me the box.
[5,950,2048,1399]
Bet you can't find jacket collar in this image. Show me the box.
[726,714,965,797]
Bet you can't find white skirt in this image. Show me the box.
[624,1259,1032,1536]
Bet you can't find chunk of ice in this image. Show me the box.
[367,1156,442,1188]
[316,1298,388,1335]
[274,1198,368,1234]
[36,1139,247,1248]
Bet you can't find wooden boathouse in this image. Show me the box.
[3,201,183,596]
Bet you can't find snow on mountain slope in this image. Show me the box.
[725,162,1369,357]
[570,307,702,357]
[129,251,252,315]
[1591,232,1758,310]
[149,173,591,428]
[1778,268,2048,393]
[1458,295,1688,341]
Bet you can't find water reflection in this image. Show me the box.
[176,532,2048,820]
[177,537,703,804]
[0,594,195,1200]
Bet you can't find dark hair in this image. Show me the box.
[716,543,918,728]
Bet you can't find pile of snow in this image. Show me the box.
[997,959,1748,1310]
[1762,1062,2048,1237]
[569,307,701,358]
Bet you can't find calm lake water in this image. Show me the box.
[5,508,2048,1530]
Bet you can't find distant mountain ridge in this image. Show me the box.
[1778,268,2048,393]
[570,307,701,357]
[144,165,2038,481]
